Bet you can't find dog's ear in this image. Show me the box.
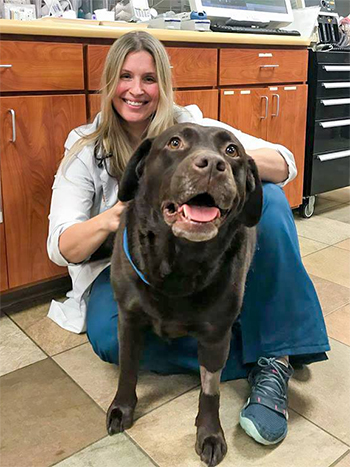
[238,157,263,227]
[118,138,154,202]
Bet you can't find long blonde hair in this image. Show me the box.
[63,31,175,180]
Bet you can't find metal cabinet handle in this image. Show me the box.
[318,149,350,162]
[271,94,280,117]
[323,65,350,72]
[0,64,12,68]
[319,119,350,129]
[9,109,16,142]
[321,98,350,106]
[260,64,279,69]
[260,96,269,120]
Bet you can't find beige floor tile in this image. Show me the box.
[318,204,350,225]
[336,239,350,251]
[314,196,341,214]
[53,342,199,417]
[294,215,350,245]
[0,314,46,376]
[7,301,88,356]
[310,275,350,316]
[318,187,350,204]
[0,358,106,467]
[54,435,156,467]
[289,338,350,445]
[298,236,328,257]
[325,305,350,346]
[334,452,350,467]
[302,246,350,289]
[127,380,347,467]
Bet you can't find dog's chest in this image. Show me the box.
[150,316,214,340]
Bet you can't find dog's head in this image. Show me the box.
[119,123,262,242]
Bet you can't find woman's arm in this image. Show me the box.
[246,148,289,185]
[58,202,126,264]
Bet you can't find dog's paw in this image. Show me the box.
[195,429,227,467]
[106,403,135,435]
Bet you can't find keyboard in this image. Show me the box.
[210,24,301,36]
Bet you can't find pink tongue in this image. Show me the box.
[182,204,220,222]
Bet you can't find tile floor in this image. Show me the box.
[1,187,350,467]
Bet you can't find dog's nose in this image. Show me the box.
[193,154,226,173]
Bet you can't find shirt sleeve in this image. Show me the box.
[47,151,95,267]
[201,117,297,187]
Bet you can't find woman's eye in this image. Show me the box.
[144,76,156,83]
[168,137,182,149]
[225,144,237,156]
[120,73,131,80]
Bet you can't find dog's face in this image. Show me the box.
[119,123,262,242]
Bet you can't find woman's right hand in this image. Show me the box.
[58,201,128,264]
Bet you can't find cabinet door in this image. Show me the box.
[0,223,8,292]
[267,85,308,208]
[220,88,268,139]
[174,90,219,120]
[0,95,86,289]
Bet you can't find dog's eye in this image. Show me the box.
[168,137,182,150]
[225,144,237,156]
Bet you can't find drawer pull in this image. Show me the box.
[323,65,350,72]
[260,96,269,120]
[322,82,350,89]
[9,109,16,143]
[319,119,350,129]
[321,98,350,106]
[318,149,350,162]
[271,94,280,117]
[260,65,279,69]
[0,64,12,68]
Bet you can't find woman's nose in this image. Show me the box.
[130,79,144,96]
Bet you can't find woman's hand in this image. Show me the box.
[58,201,128,264]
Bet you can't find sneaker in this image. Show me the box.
[240,357,294,445]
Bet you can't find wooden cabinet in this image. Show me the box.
[0,41,84,92]
[175,90,219,120]
[221,84,307,208]
[0,95,86,289]
[0,198,8,292]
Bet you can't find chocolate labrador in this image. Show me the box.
[106,123,263,466]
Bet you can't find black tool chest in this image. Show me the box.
[301,49,350,217]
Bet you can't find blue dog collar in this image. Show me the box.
[123,228,151,286]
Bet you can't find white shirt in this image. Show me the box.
[47,105,297,333]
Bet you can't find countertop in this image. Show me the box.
[0,18,311,46]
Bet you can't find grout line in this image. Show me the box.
[289,407,350,449]
[324,302,350,318]
[124,432,161,467]
[300,242,335,259]
[328,448,350,467]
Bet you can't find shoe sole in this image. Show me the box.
[239,413,287,446]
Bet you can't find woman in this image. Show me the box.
[47,31,330,447]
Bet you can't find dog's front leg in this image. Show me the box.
[195,332,231,467]
[107,311,144,435]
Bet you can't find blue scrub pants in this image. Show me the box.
[86,183,330,381]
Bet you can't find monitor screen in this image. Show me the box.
[201,0,288,14]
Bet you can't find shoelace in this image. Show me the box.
[250,357,293,405]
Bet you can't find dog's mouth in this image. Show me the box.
[162,193,229,242]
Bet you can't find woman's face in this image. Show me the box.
[113,50,160,136]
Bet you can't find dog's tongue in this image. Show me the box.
[181,204,220,222]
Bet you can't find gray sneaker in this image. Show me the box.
[240,357,294,445]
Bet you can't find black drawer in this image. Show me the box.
[316,51,350,65]
[317,64,350,82]
[313,119,350,154]
[316,81,350,98]
[315,98,350,120]
[310,152,350,195]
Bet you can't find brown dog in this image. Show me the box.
[106,123,263,466]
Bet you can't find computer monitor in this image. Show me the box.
[189,0,294,27]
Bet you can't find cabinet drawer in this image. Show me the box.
[313,119,350,154]
[315,97,350,120]
[310,153,350,195]
[0,41,84,92]
[316,81,350,99]
[220,48,307,86]
[87,45,111,90]
[317,64,350,82]
[167,48,217,88]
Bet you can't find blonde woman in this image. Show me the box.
[48,31,329,446]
